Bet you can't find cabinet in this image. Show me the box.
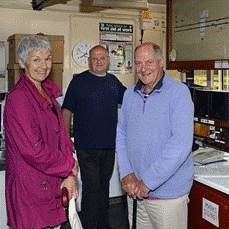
[7,33,64,90]
[188,181,229,229]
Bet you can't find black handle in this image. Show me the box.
[132,198,137,229]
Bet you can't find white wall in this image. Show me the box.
[0,7,145,92]
[0,5,170,92]
[0,8,71,91]
[70,12,140,88]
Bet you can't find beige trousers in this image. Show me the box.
[127,194,189,229]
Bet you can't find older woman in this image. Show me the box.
[4,35,77,229]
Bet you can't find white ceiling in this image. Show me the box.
[0,0,166,11]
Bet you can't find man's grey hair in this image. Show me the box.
[89,45,109,57]
[17,35,51,65]
[135,42,163,60]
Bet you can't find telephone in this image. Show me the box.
[192,147,225,165]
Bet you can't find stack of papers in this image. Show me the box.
[194,164,229,177]
[193,147,225,165]
[193,148,229,194]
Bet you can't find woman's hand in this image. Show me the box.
[71,161,79,177]
[61,176,78,199]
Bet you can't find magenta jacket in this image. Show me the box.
[4,74,75,229]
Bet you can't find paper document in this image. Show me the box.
[194,164,229,177]
[192,147,224,165]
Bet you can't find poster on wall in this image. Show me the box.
[99,23,133,73]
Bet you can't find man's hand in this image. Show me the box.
[136,180,150,200]
[122,174,150,199]
[121,173,140,198]
[61,176,77,199]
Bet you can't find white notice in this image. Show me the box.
[202,198,219,227]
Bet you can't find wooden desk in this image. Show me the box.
[188,180,229,229]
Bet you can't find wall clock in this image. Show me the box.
[72,41,93,66]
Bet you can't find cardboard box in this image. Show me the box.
[8,33,64,65]
[7,64,22,91]
[7,63,63,91]
[48,63,63,90]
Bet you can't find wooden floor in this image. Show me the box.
[61,195,129,229]
[109,196,129,229]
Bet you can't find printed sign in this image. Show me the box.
[100,23,133,33]
[202,198,219,227]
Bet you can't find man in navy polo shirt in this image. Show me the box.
[62,45,126,229]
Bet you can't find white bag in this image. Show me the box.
[72,152,82,212]
[69,197,83,229]
[76,169,82,212]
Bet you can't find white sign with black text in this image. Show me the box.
[202,198,219,227]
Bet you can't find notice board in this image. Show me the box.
[167,0,229,70]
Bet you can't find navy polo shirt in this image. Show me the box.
[62,70,126,150]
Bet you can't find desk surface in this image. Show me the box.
[194,148,229,195]
[195,176,229,195]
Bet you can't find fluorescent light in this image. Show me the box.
[93,0,148,10]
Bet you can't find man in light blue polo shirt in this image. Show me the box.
[116,42,194,229]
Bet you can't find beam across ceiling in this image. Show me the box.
[92,0,148,10]
[32,0,70,10]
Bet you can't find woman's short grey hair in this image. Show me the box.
[17,35,51,65]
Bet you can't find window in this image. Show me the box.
[194,70,229,90]
[194,70,207,87]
